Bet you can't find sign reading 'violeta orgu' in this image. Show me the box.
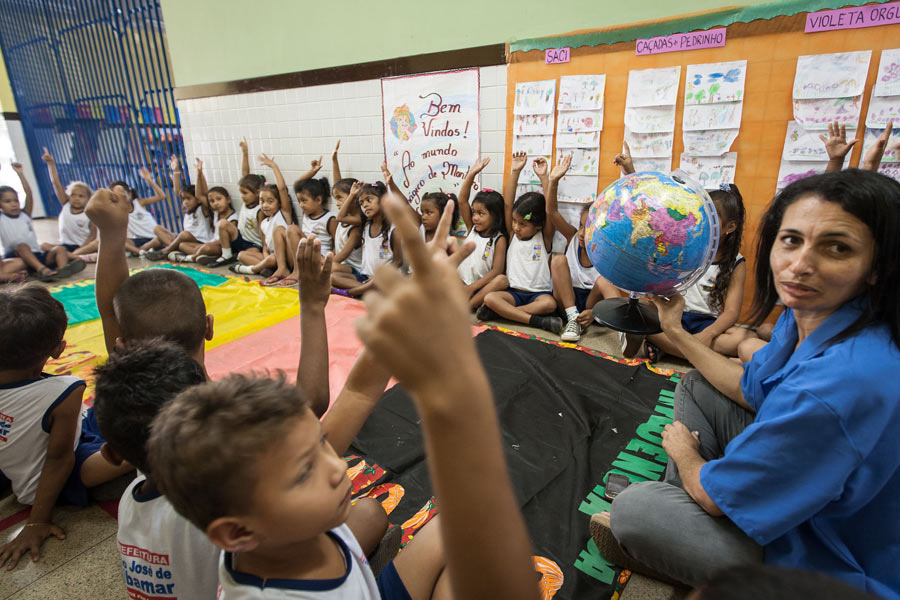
[806,1,900,32]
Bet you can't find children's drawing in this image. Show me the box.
[792,51,871,99]
[793,96,862,130]
[873,48,900,97]
[862,127,900,163]
[865,95,900,128]
[558,175,599,204]
[624,105,676,134]
[389,105,417,141]
[514,113,555,135]
[776,160,827,191]
[878,162,900,181]
[558,75,606,110]
[781,121,851,161]
[685,60,747,105]
[513,135,554,156]
[520,155,552,185]
[682,102,743,131]
[557,131,600,148]
[517,183,544,197]
[625,128,674,158]
[682,129,739,157]
[514,80,557,115]
[557,148,600,176]
[556,110,604,133]
[626,66,682,108]
[632,156,671,173]
[679,153,737,190]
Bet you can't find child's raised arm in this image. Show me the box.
[169,155,183,200]
[41,147,68,206]
[533,157,550,198]
[239,136,249,178]
[331,139,342,182]
[614,141,635,176]
[259,154,293,223]
[820,121,858,172]
[356,195,538,600]
[381,161,419,225]
[547,154,575,242]
[295,234,333,418]
[137,167,165,206]
[336,180,363,227]
[293,156,323,189]
[504,151,527,234]
[194,158,212,218]
[458,157,490,233]
[9,162,33,216]
[861,121,895,172]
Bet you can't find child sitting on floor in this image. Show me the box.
[0,284,134,569]
[108,168,166,256]
[40,147,97,258]
[331,179,364,279]
[144,156,215,261]
[187,176,238,263]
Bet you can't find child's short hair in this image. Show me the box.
[294,177,331,209]
[148,374,309,530]
[0,185,18,199]
[207,186,230,198]
[333,178,357,196]
[65,181,92,197]
[113,269,208,352]
[238,174,265,192]
[93,339,205,474]
[513,191,546,227]
[259,183,280,200]
[0,284,68,370]
[181,184,197,198]
[109,180,137,199]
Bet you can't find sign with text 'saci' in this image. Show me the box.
[382,69,480,210]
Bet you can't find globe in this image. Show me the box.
[584,171,719,297]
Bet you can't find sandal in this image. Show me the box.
[589,512,683,586]
[54,259,87,279]
[37,267,59,282]
[261,274,284,287]
[643,341,665,364]
[274,277,298,288]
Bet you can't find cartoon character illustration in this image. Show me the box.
[390,104,416,141]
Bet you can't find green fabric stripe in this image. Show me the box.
[509,0,893,53]
[52,264,229,326]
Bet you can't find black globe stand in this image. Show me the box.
[592,294,662,335]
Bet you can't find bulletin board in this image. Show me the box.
[505,4,900,318]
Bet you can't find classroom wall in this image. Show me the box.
[159,0,775,88]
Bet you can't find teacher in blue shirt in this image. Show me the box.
[602,169,900,598]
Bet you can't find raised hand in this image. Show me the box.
[169,155,180,172]
[332,139,341,158]
[138,167,152,181]
[41,147,54,164]
[551,154,572,181]
[86,189,131,233]
[862,121,894,172]
[819,120,858,162]
[10,161,24,173]
[532,157,548,179]
[614,141,635,175]
[470,156,491,175]
[239,136,248,153]
[510,151,528,172]
[258,153,277,169]
[309,156,323,173]
[348,180,363,198]
[195,157,203,172]
[296,233,334,308]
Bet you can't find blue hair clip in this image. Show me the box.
[719,183,732,192]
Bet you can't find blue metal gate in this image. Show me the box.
[0,0,184,229]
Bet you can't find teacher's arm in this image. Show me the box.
[662,422,722,516]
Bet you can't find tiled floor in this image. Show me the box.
[0,217,688,599]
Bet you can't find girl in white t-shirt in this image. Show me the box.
[108,167,166,256]
[145,157,215,262]
[40,148,97,258]
[330,178,365,279]
[187,183,237,263]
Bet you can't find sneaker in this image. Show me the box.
[534,315,564,334]
[560,316,582,342]
[589,512,682,586]
[168,251,190,262]
[205,255,237,268]
[367,524,402,578]
[144,249,166,261]
[228,264,250,274]
[193,254,213,264]
[476,305,499,322]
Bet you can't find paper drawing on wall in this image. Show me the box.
[624,128,674,157]
[776,160,827,191]
[679,153,737,189]
[682,129,739,156]
[513,135,554,156]
[793,97,862,130]
[632,157,671,173]
[874,48,900,97]
[685,60,747,104]
[781,121,851,161]
[624,105,677,133]
[862,127,900,163]
[514,114,555,135]
[520,156,552,184]
[865,95,900,128]
[792,51,872,99]
[557,131,600,148]
[390,105,417,141]
[626,66,682,107]
[556,110,604,133]
[558,175,598,204]
[514,80,557,115]
[556,148,600,175]
[682,101,743,131]
[558,74,606,110]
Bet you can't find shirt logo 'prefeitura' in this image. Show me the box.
[0,412,14,442]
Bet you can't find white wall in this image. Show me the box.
[176,65,508,201]
[0,118,45,217]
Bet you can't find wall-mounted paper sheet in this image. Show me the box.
[626,66,682,107]
[513,135,554,156]
[557,147,600,176]
[781,121,853,161]
[679,153,737,189]
[793,96,862,130]
[865,95,900,128]
[861,127,900,163]
[685,60,747,104]
[683,102,743,131]
[776,160,827,190]
[514,80,557,115]
[878,162,900,181]
[793,51,872,99]
[514,113,555,135]
[624,105,677,133]
[874,48,900,97]
[519,156,552,185]
[625,128,675,157]
[558,175,598,204]
[557,131,600,148]
[632,157,672,172]
[558,75,606,110]
[556,110,604,133]
[682,129,740,156]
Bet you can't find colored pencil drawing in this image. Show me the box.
[514,113,555,135]
[862,127,900,163]
[558,175,599,204]
[513,135,554,156]
[682,101,743,131]
[624,105,676,134]
[556,109,604,133]
[558,75,606,110]
[679,153,737,190]
[682,129,739,157]
[626,66,682,108]
[792,51,871,99]
[873,48,900,97]
[685,60,747,105]
[865,95,900,128]
[793,96,862,130]
[514,80,557,115]
[557,131,600,148]
[632,157,672,173]
[776,160,827,191]
[557,148,600,175]
[520,155,552,184]
[625,128,674,158]
[878,162,900,181]
[781,121,847,161]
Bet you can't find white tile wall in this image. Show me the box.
[177,65,508,201]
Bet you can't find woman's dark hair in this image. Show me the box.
[238,173,265,192]
[109,180,137,200]
[333,178,357,196]
[421,191,459,230]
[359,182,391,251]
[707,183,746,313]
[471,190,507,240]
[751,169,900,346]
[294,177,331,209]
[513,191,546,227]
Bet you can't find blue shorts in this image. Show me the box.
[61,243,80,252]
[351,267,367,283]
[376,561,412,600]
[509,289,552,307]
[130,237,153,247]
[58,407,106,506]
[3,247,46,264]
[231,233,262,253]
[682,311,716,334]
[574,287,592,313]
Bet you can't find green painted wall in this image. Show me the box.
[160,0,780,88]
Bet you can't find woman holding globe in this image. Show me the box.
[595,169,900,598]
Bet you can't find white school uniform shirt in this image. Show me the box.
[566,237,601,290]
[0,374,84,505]
[300,210,336,255]
[0,211,40,255]
[237,203,262,247]
[58,203,91,246]
[260,211,288,252]
[183,208,215,243]
[217,524,379,599]
[682,253,745,316]
[457,229,502,286]
[117,476,220,600]
[127,200,158,239]
[334,223,362,271]
[360,222,394,278]
[506,232,552,292]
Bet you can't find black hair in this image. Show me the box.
[94,339,206,474]
[109,180,137,200]
[693,565,877,600]
[471,190,507,239]
[751,169,900,347]
[294,177,331,210]
[360,182,391,252]
[0,284,68,370]
[207,186,230,198]
[181,184,197,198]
[238,173,265,192]
[113,269,208,352]
[513,191,546,227]
[707,184,746,313]
[333,178,357,195]
[0,185,17,199]
[421,191,460,230]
